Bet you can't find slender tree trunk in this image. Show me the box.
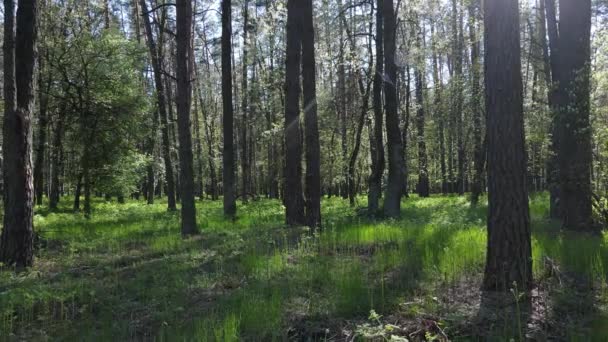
[176,0,198,235]
[469,0,483,205]
[240,0,250,203]
[556,0,593,231]
[414,18,429,198]
[452,0,465,195]
[73,173,83,212]
[222,0,237,218]
[368,0,385,215]
[139,0,176,211]
[431,20,447,195]
[483,0,532,291]
[49,109,64,210]
[383,0,403,218]
[34,51,50,206]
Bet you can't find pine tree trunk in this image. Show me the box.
[469,0,483,205]
[34,51,50,206]
[240,0,250,203]
[556,0,593,231]
[222,0,237,218]
[414,18,429,198]
[368,0,385,215]
[483,0,532,291]
[49,109,64,210]
[1,0,37,268]
[382,0,403,218]
[302,0,322,228]
[284,0,305,225]
[176,0,198,235]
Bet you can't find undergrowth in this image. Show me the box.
[0,193,606,340]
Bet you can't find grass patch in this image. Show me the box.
[0,194,606,340]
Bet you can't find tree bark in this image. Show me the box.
[469,0,483,205]
[176,0,198,235]
[284,0,305,225]
[556,0,593,231]
[34,51,50,206]
[240,0,250,203]
[383,0,403,218]
[483,0,532,291]
[222,0,237,218]
[1,0,37,268]
[302,0,321,228]
[368,0,385,215]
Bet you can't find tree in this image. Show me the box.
[240,0,250,203]
[284,0,305,225]
[139,0,177,211]
[383,0,404,218]
[222,0,236,219]
[368,0,385,214]
[556,0,593,231]
[302,0,321,228]
[1,0,38,268]
[483,0,532,290]
[176,0,198,235]
[413,16,429,198]
[469,0,483,205]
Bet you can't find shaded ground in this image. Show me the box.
[0,194,606,341]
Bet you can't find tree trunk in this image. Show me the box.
[556,0,593,231]
[1,0,37,268]
[414,18,429,198]
[49,109,64,210]
[240,0,250,204]
[222,0,237,218]
[452,0,465,195]
[176,0,198,235]
[431,20,447,195]
[284,0,305,225]
[139,0,176,211]
[483,0,532,291]
[302,0,321,228]
[469,0,483,205]
[383,0,403,218]
[368,0,385,215]
[34,51,50,206]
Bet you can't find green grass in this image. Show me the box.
[0,193,606,340]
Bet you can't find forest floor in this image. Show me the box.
[1,194,607,341]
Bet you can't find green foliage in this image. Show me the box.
[1,195,607,340]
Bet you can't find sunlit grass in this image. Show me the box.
[0,193,606,340]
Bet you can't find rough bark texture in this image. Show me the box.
[222,0,237,218]
[382,0,403,218]
[176,0,198,235]
[1,0,38,268]
[139,0,176,211]
[483,0,532,291]
[284,0,305,226]
[452,0,465,195]
[368,0,385,215]
[301,0,321,229]
[556,0,593,231]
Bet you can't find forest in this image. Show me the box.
[1,0,608,340]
